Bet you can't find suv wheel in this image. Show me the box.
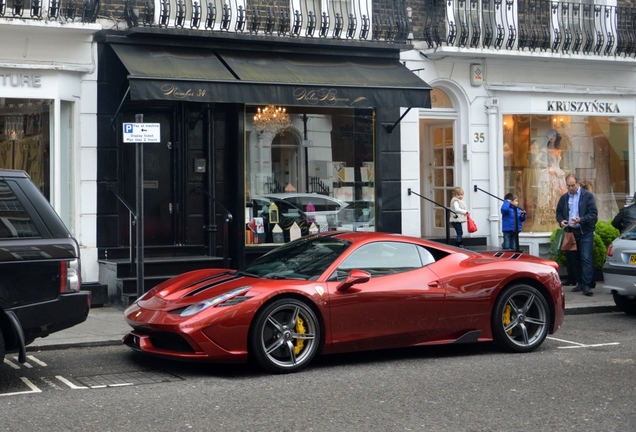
[0,330,5,363]
[612,292,636,315]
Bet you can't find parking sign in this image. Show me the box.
[123,123,161,143]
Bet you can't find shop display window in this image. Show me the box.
[0,99,51,198]
[502,114,631,231]
[245,106,375,245]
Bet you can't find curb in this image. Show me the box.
[565,305,617,315]
[27,340,123,352]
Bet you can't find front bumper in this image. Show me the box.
[123,303,249,363]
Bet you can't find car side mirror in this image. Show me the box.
[337,269,371,292]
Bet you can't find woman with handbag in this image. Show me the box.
[449,187,469,248]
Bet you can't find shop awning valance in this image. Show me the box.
[111,44,431,109]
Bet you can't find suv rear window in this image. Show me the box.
[0,180,40,238]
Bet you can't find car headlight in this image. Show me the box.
[180,286,252,317]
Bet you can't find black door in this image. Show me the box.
[121,109,175,246]
[120,104,210,249]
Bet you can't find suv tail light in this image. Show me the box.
[60,258,81,293]
[606,243,614,257]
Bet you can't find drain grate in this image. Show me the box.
[74,371,183,388]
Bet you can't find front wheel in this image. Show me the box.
[612,292,636,315]
[249,298,321,374]
[492,284,551,353]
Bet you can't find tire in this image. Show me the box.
[492,284,551,353]
[249,298,321,374]
[612,292,636,315]
[0,329,5,364]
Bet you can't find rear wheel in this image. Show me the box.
[249,298,321,374]
[492,284,550,353]
[612,292,636,315]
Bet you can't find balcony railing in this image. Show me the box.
[121,0,410,43]
[0,0,99,22]
[423,0,636,58]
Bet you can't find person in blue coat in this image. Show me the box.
[501,193,526,250]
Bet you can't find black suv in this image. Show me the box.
[0,170,90,363]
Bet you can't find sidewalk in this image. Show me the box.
[26,285,617,351]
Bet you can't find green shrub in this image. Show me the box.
[550,221,619,269]
[595,220,619,248]
[592,233,606,268]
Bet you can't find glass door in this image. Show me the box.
[421,122,455,238]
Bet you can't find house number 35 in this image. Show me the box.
[473,132,485,143]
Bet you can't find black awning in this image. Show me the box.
[111,44,431,109]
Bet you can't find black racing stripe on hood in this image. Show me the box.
[183,272,245,297]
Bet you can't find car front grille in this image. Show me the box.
[146,331,195,353]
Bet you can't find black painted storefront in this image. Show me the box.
[95,29,430,271]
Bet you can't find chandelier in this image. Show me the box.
[5,115,25,141]
[253,105,291,135]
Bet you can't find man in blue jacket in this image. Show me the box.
[556,174,598,296]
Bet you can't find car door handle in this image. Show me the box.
[428,281,440,289]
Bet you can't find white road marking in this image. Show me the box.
[558,343,621,349]
[109,383,134,387]
[17,360,33,368]
[56,376,88,390]
[548,336,620,348]
[548,336,586,346]
[3,358,20,370]
[27,356,47,367]
[3,356,46,370]
[0,378,42,397]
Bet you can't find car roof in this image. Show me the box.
[0,169,29,179]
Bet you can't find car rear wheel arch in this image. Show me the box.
[248,295,325,373]
[491,282,552,353]
[498,278,556,333]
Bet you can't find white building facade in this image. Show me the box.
[0,20,101,281]
[400,48,636,256]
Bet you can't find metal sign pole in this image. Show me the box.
[123,117,160,300]
[135,113,145,299]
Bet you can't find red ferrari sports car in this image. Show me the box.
[123,232,565,373]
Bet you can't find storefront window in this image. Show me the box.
[503,114,631,231]
[0,99,51,198]
[245,106,375,245]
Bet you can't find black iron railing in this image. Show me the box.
[0,0,100,22]
[423,0,636,58]
[121,0,410,43]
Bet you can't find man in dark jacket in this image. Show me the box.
[611,193,636,232]
[556,174,598,297]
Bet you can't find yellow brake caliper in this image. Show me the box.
[503,305,513,335]
[294,316,306,355]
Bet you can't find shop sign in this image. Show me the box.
[547,100,620,113]
[0,73,41,88]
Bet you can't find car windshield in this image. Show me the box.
[242,235,351,280]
